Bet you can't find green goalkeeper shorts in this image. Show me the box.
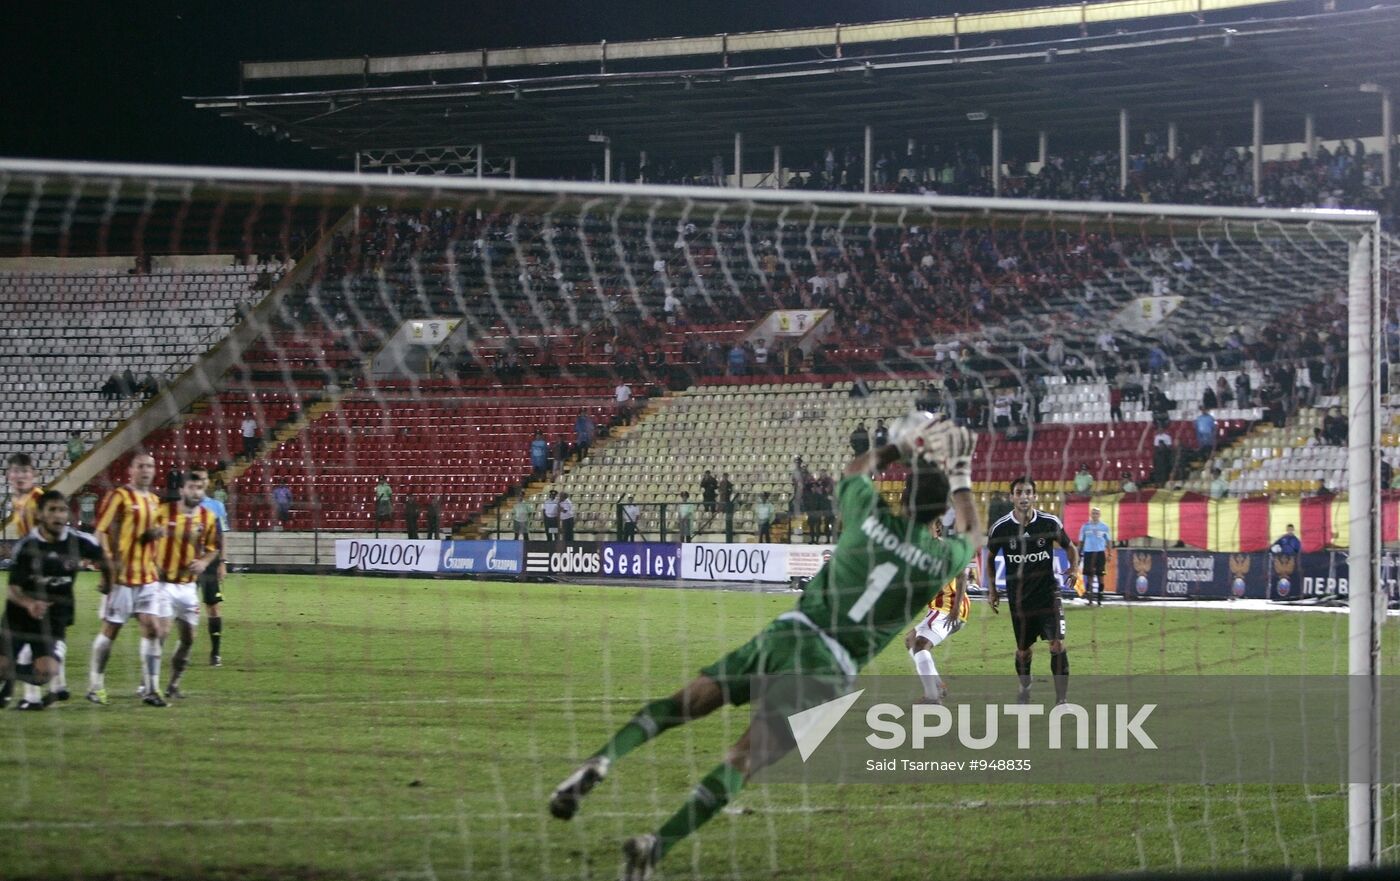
[699,613,854,708]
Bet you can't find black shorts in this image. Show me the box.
[200,567,224,606]
[1009,597,1065,650]
[1,604,69,662]
[1082,551,1106,577]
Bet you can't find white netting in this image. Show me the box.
[0,161,1388,879]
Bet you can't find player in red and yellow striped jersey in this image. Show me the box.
[95,468,163,588]
[88,452,170,707]
[903,519,975,703]
[5,453,44,538]
[926,559,977,622]
[154,467,219,698]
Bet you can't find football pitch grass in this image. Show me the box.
[1,573,1393,881]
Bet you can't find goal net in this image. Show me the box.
[0,158,1390,880]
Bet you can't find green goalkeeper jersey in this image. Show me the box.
[795,474,974,668]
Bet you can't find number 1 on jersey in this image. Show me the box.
[849,562,899,621]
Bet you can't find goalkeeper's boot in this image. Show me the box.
[42,688,71,706]
[85,688,108,706]
[621,834,660,881]
[548,755,610,820]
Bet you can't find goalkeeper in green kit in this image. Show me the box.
[548,412,984,880]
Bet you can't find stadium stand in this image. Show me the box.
[1199,394,1363,495]
[54,172,1357,542]
[41,46,1392,542]
[505,369,1261,540]
[656,143,1400,223]
[227,380,622,531]
[116,387,311,479]
[155,191,1351,537]
[1039,370,1263,425]
[0,262,261,480]
[3,5,1388,557]
[253,198,1352,389]
[527,377,915,540]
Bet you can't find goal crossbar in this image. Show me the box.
[0,156,1381,229]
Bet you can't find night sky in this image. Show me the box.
[6,1,1050,172]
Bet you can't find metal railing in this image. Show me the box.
[482,499,812,544]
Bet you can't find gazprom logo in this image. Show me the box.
[441,542,475,572]
[486,543,519,572]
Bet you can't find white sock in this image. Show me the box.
[90,633,113,690]
[50,640,67,692]
[139,637,162,695]
[910,648,943,700]
[16,644,39,702]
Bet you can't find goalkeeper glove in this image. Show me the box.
[941,425,976,493]
[887,411,940,461]
[1070,570,1086,598]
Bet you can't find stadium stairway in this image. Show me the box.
[53,212,357,500]
[107,388,321,487]
[1191,394,1365,495]
[214,391,344,486]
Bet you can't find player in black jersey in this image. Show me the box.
[984,476,1080,704]
[1,491,113,705]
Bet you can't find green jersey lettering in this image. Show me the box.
[795,475,973,668]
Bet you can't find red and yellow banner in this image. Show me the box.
[1061,492,1399,552]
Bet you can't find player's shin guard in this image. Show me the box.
[1014,653,1032,689]
[594,697,689,762]
[909,648,943,700]
[139,637,162,695]
[208,616,222,657]
[655,763,745,860]
[89,633,112,689]
[1050,650,1069,703]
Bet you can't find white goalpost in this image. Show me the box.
[1348,228,1384,867]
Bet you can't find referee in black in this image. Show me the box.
[985,476,1079,704]
[1,491,112,701]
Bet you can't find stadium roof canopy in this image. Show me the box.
[191,0,1400,174]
